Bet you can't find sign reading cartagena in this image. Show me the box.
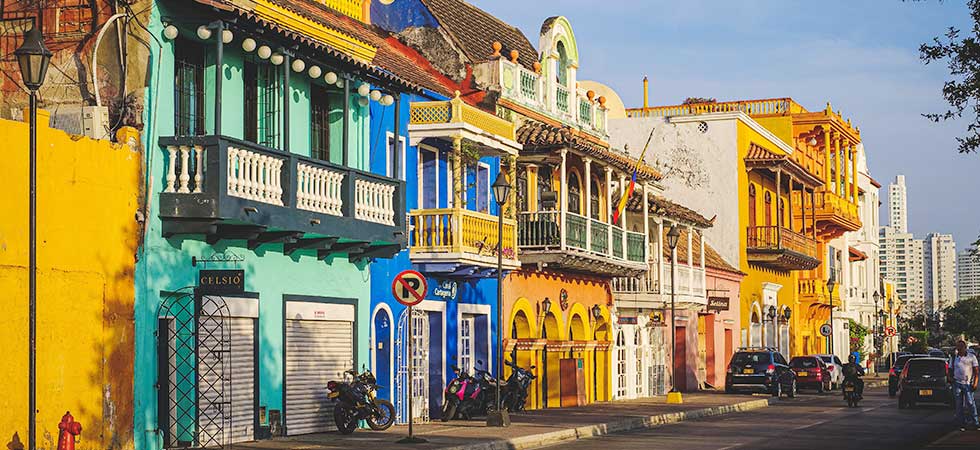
[198,269,245,295]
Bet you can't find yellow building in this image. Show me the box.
[625,97,863,359]
[0,112,140,450]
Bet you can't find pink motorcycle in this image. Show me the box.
[441,362,495,421]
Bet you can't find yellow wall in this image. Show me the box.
[0,114,139,450]
[736,121,800,352]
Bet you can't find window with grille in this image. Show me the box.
[537,165,553,211]
[174,41,206,136]
[311,85,332,161]
[243,58,282,148]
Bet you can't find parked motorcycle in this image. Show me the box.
[327,368,395,434]
[501,359,536,413]
[441,361,497,421]
[842,379,861,408]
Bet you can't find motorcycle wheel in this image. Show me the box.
[817,382,824,394]
[787,379,797,398]
[441,399,458,422]
[333,404,358,435]
[367,399,395,431]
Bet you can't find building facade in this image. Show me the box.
[879,175,925,317]
[957,250,980,301]
[923,233,957,315]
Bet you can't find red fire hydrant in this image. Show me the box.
[57,411,82,450]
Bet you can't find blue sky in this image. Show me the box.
[471,0,979,249]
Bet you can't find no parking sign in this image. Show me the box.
[391,270,427,306]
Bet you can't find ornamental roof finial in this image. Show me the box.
[491,41,502,58]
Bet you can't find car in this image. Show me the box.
[813,354,844,389]
[725,348,797,398]
[789,356,831,393]
[889,354,929,397]
[897,357,953,409]
[927,347,948,359]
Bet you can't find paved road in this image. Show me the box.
[539,388,962,450]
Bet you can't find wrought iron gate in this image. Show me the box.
[157,289,232,449]
[395,308,429,425]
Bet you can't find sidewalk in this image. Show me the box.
[238,392,772,450]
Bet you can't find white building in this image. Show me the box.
[923,233,957,314]
[957,250,980,300]
[879,175,924,317]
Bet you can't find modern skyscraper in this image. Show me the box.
[888,175,908,233]
[923,233,957,314]
[879,175,924,317]
[957,250,980,301]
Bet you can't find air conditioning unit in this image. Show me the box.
[81,106,110,140]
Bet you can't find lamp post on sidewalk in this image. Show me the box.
[826,273,837,357]
[666,224,682,404]
[487,171,511,427]
[15,25,51,450]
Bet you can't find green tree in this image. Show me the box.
[849,320,869,358]
[944,297,980,341]
[902,330,930,353]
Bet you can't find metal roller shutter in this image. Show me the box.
[285,319,354,435]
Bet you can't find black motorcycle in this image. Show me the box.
[327,368,395,434]
[843,379,861,407]
[441,361,497,421]
[501,359,536,413]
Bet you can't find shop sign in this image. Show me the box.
[706,296,729,312]
[647,310,666,327]
[432,279,458,301]
[198,269,245,295]
[617,316,638,325]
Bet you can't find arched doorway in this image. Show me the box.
[541,312,560,408]
[372,306,393,401]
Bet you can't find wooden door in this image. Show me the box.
[674,327,687,392]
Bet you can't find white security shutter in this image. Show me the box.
[285,318,354,435]
[227,318,256,443]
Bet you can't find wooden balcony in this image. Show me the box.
[796,190,861,239]
[746,225,820,271]
[158,135,405,260]
[518,210,647,276]
[408,207,520,276]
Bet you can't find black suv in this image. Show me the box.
[725,348,797,397]
[897,357,953,408]
[888,354,928,397]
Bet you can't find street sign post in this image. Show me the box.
[885,326,897,337]
[819,323,832,337]
[393,270,427,444]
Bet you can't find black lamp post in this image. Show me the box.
[666,224,681,402]
[826,273,837,356]
[873,291,881,359]
[488,170,511,427]
[765,305,777,349]
[16,25,51,450]
[590,304,601,402]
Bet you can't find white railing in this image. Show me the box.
[164,144,205,194]
[355,178,397,226]
[296,162,344,216]
[495,58,605,134]
[662,264,706,298]
[611,261,661,294]
[226,146,284,205]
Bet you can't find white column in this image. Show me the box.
[687,225,694,294]
[699,229,706,296]
[643,183,650,262]
[192,145,204,193]
[657,220,665,292]
[560,148,568,250]
[177,145,191,193]
[605,166,613,255]
[584,157,593,250]
[165,145,177,193]
[620,173,628,258]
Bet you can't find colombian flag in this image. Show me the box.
[612,128,655,225]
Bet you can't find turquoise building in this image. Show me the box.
[134,0,419,448]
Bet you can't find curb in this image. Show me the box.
[441,398,772,450]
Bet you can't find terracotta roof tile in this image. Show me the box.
[517,121,662,181]
[626,193,714,228]
[668,228,741,275]
[420,0,539,70]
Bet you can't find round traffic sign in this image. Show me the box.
[819,323,832,337]
[392,270,427,307]
[885,326,896,337]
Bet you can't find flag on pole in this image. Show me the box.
[612,127,655,225]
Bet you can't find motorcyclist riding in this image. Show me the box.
[841,354,865,398]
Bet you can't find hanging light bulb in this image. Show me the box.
[381,94,394,106]
[324,71,338,84]
[357,83,370,97]
[163,24,179,40]
[221,29,233,44]
[291,58,306,73]
[336,79,345,89]
[370,90,382,102]
[242,38,257,52]
[257,45,272,59]
[358,97,370,107]
[196,25,212,40]
[308,65,322,79]
[270,53,284,65]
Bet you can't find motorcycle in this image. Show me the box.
[842,379,862,408]
[441,361,496,421]
[501,359,536,413]
[327,368,395,434]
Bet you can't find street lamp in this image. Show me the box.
[666,224,683,404]
[873,291,881,362]
[488,171,511,427]
[16,25,50,450]
[826,273,836,357]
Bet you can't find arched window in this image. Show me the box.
[568,171,581,214]
[557,41,569,86]
[748,184,757,229]
[590,176,601,220]
[764,191,773,226]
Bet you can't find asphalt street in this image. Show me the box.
[538,387,966,450]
